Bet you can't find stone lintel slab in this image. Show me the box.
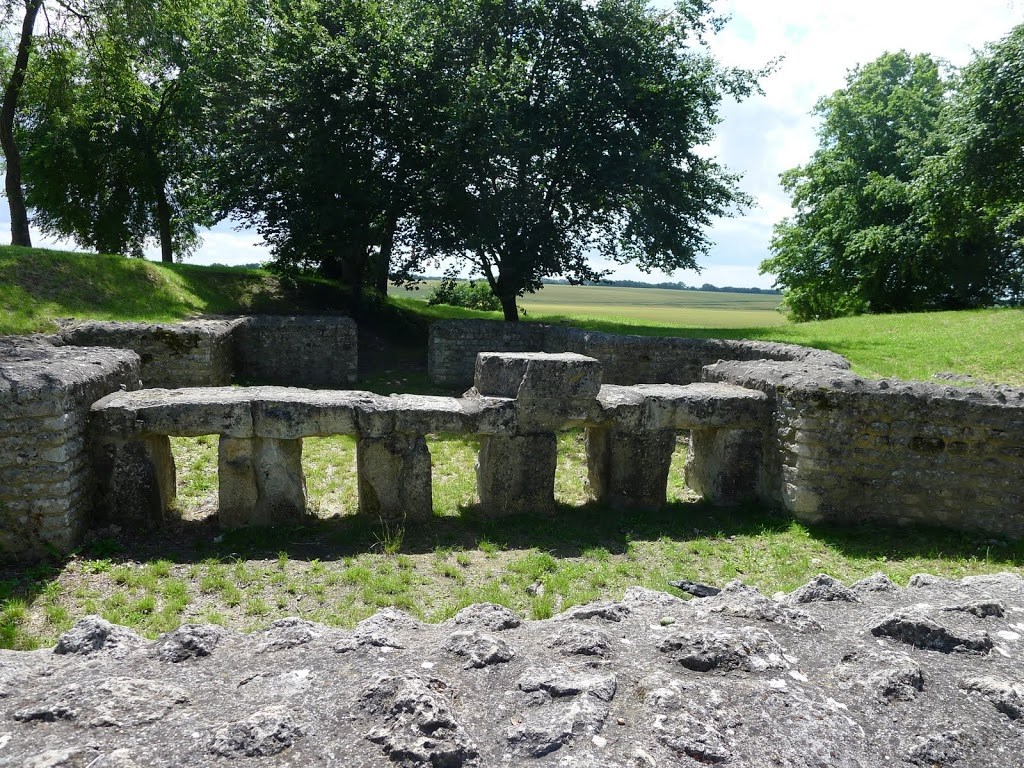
[596,383,770,431]
[474,352,602,400]
[91,387,254,438]
[357,433,433,520]
[587,427,676,509]
[251,388,376,439]
[218,437,308,527]
[476,433,557,517]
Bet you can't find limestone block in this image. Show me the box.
[685,428,762,504]
[596,383,770,431]
[586,427,676,509]
[357,433,433,520]
[252,387,372,438]
[92,436,176,529]
[359,395,478,438]
[218,437,308,527]
[474,352,602,400]
[476,434,557,516]
[92,387,254,438]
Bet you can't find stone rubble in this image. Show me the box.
[2,572,1024,767]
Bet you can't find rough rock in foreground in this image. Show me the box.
[3,573,1024,767]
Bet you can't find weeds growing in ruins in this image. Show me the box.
[0,430,1021,650]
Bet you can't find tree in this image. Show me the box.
[18,0,225,261]
[761,52,956,321]
[921,23,1024,305]
[209,0,435,305]
[405,0,760,321]
[1,0,45,246]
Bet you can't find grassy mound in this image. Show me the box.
[0,245,355,335]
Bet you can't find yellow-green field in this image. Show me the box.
[392,280,786,328]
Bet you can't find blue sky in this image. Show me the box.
[7,0,1024,288]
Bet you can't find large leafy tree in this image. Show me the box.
[210,0,435,304]
[920,23,1024,305]
[761,52,954,321]
[18,0,228,261]
[406,0,759,321]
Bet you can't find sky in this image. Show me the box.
[6,0,1024,289]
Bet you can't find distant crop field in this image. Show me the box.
[392,281,786,329]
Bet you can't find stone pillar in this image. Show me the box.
[93,435,176,529]
[471,351,602,518]
[685,428,761,504]
[587,427,676,509]
[218,437,307,526]
[476,433,558,516]
[357,432,433,520]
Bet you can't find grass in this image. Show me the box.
[0,429,1020,649]
[1,246,1022,648]
[0,245,356,335]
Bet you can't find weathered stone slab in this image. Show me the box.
[358,395,482,438]
[218,437,308,526]
[476,434,557,516]
[596,383,770,431]
[91,387,254,438]
[587,427,676,509]
[474,352,602,400]
[252,388,375,439]
[57,319,238,388]
[357,434,433,520]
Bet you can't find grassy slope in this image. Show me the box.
[0,245,355,334]
[3,246,1021,383]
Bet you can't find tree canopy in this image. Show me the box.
[17,0,229,261]
[404,0,760,320]
[763,39,1024,321]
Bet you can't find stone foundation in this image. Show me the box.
[0,338,140,559]
[705,360,1024,536]
[429,319,850,386]
[54,315,358,389]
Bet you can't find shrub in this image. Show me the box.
[426,279,501,311]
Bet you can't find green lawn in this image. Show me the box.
[0,247,1021,650]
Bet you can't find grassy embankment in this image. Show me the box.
[1,246,1021,650]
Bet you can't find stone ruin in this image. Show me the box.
[2,315,1024,560]
[3,316,1024,765]
[2,571,1024,766]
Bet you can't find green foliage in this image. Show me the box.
[208,0,434,302]
[17,0,231,262]
[426,280,501,312]
[764,43,1024,321]
[406,0,762,319]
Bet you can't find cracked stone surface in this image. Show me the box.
[2,574,1024,767]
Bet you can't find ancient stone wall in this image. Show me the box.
[0,338,140,560]
[57,319,240,388]
[233,315,358,386]
[704,360,1024,538]
[428,319,849,386]
[88,354,767,530]
[54,315,358,389]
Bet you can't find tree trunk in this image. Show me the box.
[372,210,399,296]
[154,178,173,263]
[500,293,519,322]
[1,0,44,248]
